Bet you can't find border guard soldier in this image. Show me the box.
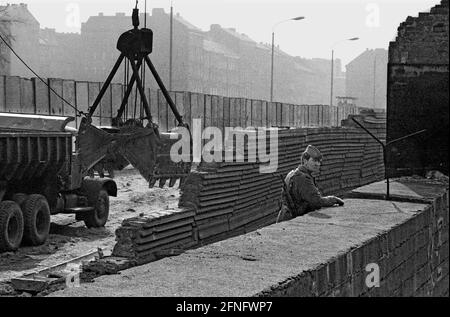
[278,145,344,222]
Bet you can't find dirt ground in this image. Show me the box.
[0,167,180,287]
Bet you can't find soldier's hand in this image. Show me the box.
[333,197,345,206]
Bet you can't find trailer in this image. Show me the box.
[0,113,117,252]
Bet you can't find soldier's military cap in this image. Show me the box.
[304,144,323,160]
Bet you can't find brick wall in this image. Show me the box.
[387,0,449,176]
[258,179,449,297]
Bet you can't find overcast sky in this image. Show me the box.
[4,0,439,68]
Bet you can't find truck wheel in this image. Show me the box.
[22,194,51,246]
[83,189,109,228]
[0,201,24,252]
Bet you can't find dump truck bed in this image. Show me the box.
[0,130,72,183]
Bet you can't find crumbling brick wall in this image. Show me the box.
[387,0,449,176]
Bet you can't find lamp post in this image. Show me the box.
[270,16,305,102]
[373,54,377,108]
[330,37,359,107]
[169,0,174,91]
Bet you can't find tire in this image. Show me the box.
[83,189,109,228]
[0,201,24,252]
[22,194,51,246]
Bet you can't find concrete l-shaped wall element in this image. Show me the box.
[52,176,448,296]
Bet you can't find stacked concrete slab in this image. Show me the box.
[112,209,197,264]
[111,112,386,264]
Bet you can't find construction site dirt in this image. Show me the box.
[0,167,180,296]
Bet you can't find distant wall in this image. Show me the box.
[0,75,371,133]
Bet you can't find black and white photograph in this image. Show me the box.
[0,0,448,303]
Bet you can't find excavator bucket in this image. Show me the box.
[77,119,191,188]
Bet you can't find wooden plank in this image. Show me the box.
[223,97,230,130]
[261,101,267,127]
[158,89,168,131]
[5,76,21,113]
[268,102,276,127]
[0,76,5,112]
[190,92,198,130]
[211,95,218,128]
[62,80,76,117]
[251,100,262,127]
[323,105,330,127]
[75,82,89,115]
[33,78,49,115]
[167,91,177,130]
[126,85,136,122]
[289,104,295,127]
[183,92,191,128]
[88,82,100,126]
[239,98,246,128]
[307,105,311,126]
[100,83,112,126]
[281,103,289,126]
[245,99,252,127]
[217,95,224,134]
[294,105,300,127]
[110,83,123,121]
[229,98,237,127]
[10,276,55,293]
[197,93,205,132]
[204,94,212,129]
[20,78,34,114]
[175,92,185,125]
[149,88,159,125]
[49,78,63,116]
[302,105,307,127]
[319,105,324,126]
[276,103,282,126]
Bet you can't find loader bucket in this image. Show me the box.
[77,118,158,179]
[77,119,191,188]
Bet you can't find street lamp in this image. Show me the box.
[270,16,305,102]
[169,0,174,91]
[330,37,359,107]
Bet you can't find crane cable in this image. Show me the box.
[0,32,84,117]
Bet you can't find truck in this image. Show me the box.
[0,113,117,252]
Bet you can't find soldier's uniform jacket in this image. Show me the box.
[281,165,336,217]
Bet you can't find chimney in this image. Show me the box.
[152,8,166,16]
[210,24,221,31]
